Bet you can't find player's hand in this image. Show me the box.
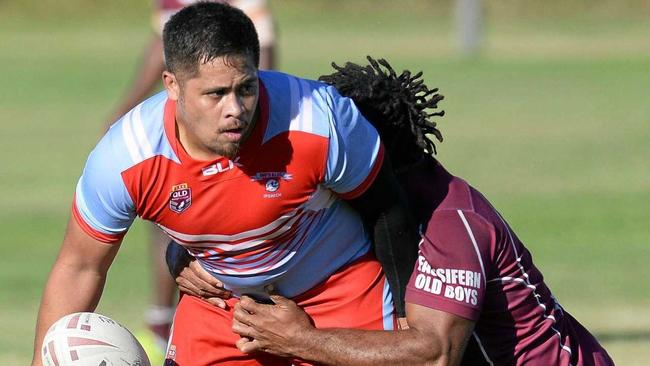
[397,317,410,330]
[176,259,232,309]
[232,295,314,358]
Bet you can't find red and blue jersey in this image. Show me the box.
[73,70,384,299]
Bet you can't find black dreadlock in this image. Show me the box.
[319,56,444,167]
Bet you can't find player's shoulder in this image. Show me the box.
[259,70,336,141]
[421,174,497,258]
[426,162,474,213]
[258,70,334,104]
[96,91,177,173]
[435,183,497,224]
[424,163,498,228]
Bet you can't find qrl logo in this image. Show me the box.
[169,183,192,213]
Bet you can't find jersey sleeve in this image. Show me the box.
[321,85,384,199]
[72,134,137,243]
[405,210,494,321]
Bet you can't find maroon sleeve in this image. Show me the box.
[405,209,494,321]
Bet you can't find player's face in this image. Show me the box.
[165,54,259,160]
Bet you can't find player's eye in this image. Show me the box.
[206,88,228,98]
[211,90,227,97]
[239,83,257,96]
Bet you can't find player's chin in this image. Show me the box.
[215,142,241,159]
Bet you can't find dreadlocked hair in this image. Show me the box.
[319,56,444,167]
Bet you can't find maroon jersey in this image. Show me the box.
[403,158,613,366]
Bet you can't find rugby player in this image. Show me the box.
[172,57,615,365]
[31,4,418,366]
[107,1,277,355]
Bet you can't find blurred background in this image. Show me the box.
[1,0,648,364]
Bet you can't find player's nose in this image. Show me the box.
[223,93,245,119]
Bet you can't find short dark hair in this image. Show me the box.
[319,56,444,167]
[163,1,260,76]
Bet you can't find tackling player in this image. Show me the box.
[31,4,418,366]
[173,57,615,365]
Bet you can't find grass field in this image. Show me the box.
[1,1,649,364]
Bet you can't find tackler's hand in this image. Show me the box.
[232,295,314,357]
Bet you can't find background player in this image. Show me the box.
[105,1,277,361]
[172,57,615,365]
[109,0,276,123]
[31,4,417,366]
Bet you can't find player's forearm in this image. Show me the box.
[32,262,108,365]
[291,327,450,366]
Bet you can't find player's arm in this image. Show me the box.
[233,295,474,366]
[106,35,165,127]
[31,217,121,366]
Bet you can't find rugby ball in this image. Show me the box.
[42,312,151,366]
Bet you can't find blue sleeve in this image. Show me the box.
[321,85,384,198]
[73,130,136,242]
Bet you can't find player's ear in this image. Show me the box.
[163,71,181,101]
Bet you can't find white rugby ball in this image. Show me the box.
[42,312,151,366]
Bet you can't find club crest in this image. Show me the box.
[251,172,292,198]
[265,179,280,192]
[169,183,192,213]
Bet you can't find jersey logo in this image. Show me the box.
[251,172,293,181]
[169,183,192,213]
[202,157,242,176]
[265,179,280,192]
[252,172,292,199]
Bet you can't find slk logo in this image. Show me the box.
[202,157,242,176]
[169,183,192,213]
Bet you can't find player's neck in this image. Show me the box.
[175,122,222,161]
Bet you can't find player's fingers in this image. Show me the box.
[233,302,257,325]
[232,318,256,338]
[190,260,227,288]
[204,296,227,309]
[269,295,292,306]
[177,284,193,296]
[397,317,410,330]
[180,275,210,295]
[194,277,231,298]
[238,295,264,313]
[207,286,232,299]
[177,277,203,298]
[235,337,250,351]
[236,337,261,354]
[179,266,231,299]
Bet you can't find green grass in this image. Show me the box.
[1,1,649,364]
